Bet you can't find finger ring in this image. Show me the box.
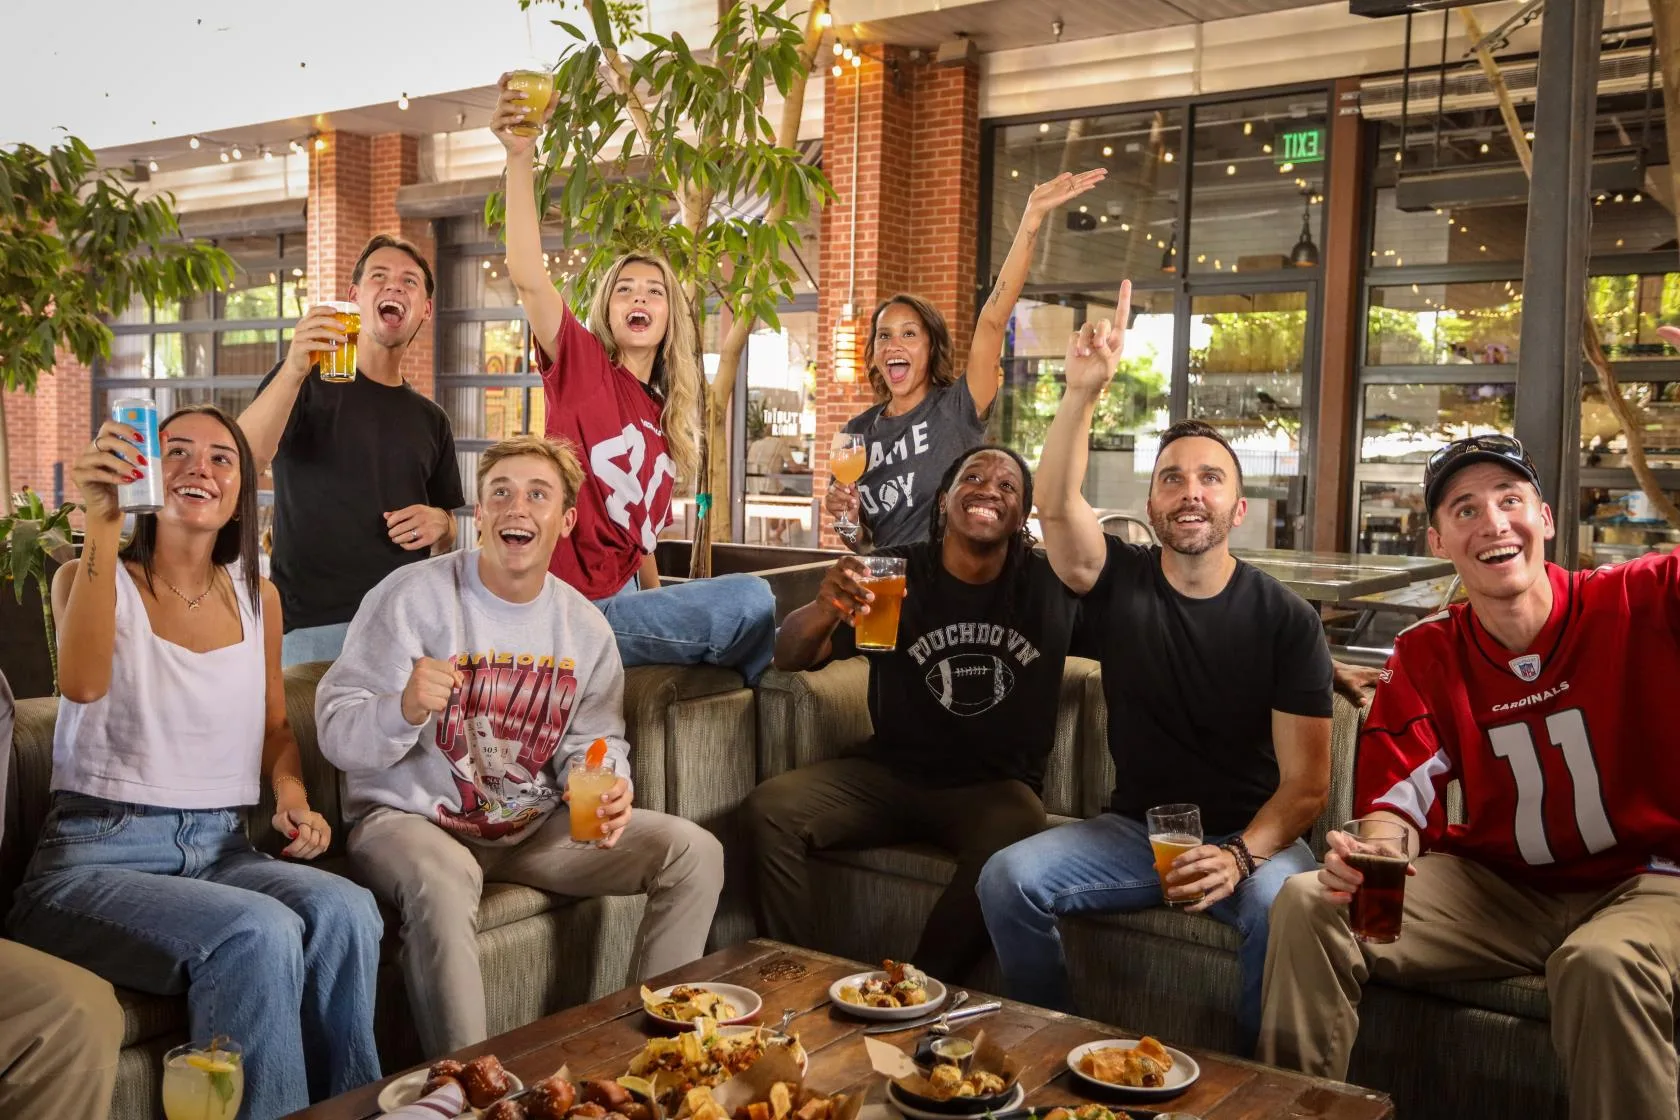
[411,530,419,542]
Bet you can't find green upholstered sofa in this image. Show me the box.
[0,661,755,1120]
[754,655,1629,1120]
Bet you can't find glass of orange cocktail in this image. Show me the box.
[830,432,867,535]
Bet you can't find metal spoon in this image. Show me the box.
[769,1007,798,1039]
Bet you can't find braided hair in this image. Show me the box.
[918,444,1040,637]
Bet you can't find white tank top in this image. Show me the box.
[51,561,266,808]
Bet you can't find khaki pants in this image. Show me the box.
[1259,853,1680,1120]
[350,805,724,1058]
[0,939,123,1118]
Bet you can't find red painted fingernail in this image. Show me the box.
[289,830,299,839]
[137,455,148,465]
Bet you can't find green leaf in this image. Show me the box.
[209,1070,235,1107]
[555,19,585,38]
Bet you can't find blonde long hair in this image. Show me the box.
[584,253,701,484]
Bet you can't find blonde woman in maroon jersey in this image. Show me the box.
[491,74,775,683]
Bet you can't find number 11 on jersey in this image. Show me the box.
[1488,708,1617,866]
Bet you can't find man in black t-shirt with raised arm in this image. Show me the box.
[747,445,1078,982]
[239,234,465,666]
[977,282,1334,1053]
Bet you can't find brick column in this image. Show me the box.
[309,130,435,395]
[3,351,92,515]
[814,47,982,547]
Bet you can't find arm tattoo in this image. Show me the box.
[85,539,97,581]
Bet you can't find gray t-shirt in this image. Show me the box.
[842,377,989,548]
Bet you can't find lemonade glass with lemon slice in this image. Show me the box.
[162,1040,243,1120]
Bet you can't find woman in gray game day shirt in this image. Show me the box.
[825,169,1105,551]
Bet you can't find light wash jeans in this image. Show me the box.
[977,811,1317,1053]
[596,572,777,685]
[7,793,384,1120]
[281,622,353,668]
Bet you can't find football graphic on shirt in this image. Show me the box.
[925,653,1016,716]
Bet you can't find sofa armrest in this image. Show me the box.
[622,664,751,816]
[755,658,871,780]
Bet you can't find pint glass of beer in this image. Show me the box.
[1147,803,1203,907]
[317,300,360,382]
[507,68,556,137]
[853,555,907,651]
[1343,818,1411,943]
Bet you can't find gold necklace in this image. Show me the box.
[158,572,215,610]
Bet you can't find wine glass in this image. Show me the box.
[830,433,867,534]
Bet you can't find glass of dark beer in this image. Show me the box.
[1343,817,1411,944]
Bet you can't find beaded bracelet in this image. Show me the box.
[273,774,308,803]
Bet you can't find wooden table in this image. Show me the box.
[284,941,1391,1120]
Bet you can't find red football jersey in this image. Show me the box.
[1357,552,1680,892]
[539,306,677,601]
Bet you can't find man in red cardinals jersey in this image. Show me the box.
[1258,434,1680,1120]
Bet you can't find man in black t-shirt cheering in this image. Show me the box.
[747,445,1078,981]
[977,281,1334,1052]
[239,234,465,666]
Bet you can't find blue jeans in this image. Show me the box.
[281,622,352,668]
[7,793,384,1120]
[597,572,776,684]
[977,812,1317,1052]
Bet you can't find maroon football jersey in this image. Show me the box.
[539,306,677,601]
[1357,552,1680,892]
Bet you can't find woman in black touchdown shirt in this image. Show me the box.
[747,446,1078,981]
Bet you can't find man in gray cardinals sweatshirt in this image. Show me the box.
[316,435,723,1059]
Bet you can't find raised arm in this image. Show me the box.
[1038,281,1131,594]
[53,420,145,703]
[773,557,872,671]
[238,306,348,472]
[967,169,1107,418]
[492,73,567,359]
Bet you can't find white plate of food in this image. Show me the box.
[1065,1038,1199,1101]
[642,982,763,1028]
[829,960,946,1021]
[377,1061,524,1114]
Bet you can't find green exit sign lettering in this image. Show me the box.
[1275,126,1325,165]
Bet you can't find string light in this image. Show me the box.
[1039,123,1050,133]
[1480,142,1490,154]
[832,40,843,55]
[831,62,842,76]
[816,10,832,28]
[1102,145,1113,157]
[1262,143,1272,154]
[1163,151,1174,162]
[262,147,273,161]
[397,93,410,110]
[189,136,200,149]
[290,140,304,155]
[1226,164,1236,176]
[1243,121,1253,135]
[147,159,159,172]
[219,149,230,163]
[851,53,861,67]
[1279,162,1294,173]
[1010,169,1019,178]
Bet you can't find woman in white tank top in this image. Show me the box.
[6,405,382,1120]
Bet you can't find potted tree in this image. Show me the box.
[1,135,233,695]
[497,0,832,574]
[0,489,74,697]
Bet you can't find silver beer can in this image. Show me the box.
[111,397,165,513]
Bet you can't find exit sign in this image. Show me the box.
[1275,125,1326,165]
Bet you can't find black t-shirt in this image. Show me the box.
[259,361,465,631]
[828,541,1078,793]
[1080,538,1333,835]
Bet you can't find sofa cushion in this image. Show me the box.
[116,987,188,1048]
[479,881,563,931]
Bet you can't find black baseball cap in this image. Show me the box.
[1423,434,1543,516]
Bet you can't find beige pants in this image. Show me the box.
[1259,852,1680,1120]
[350,805,724,1058]
[0,939,123,1118]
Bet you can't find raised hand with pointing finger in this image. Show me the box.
[1062,279,1132,396]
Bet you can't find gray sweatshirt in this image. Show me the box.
[316,549,631,845]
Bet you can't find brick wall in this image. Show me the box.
[5,130,434,506]
[814,48,982,546]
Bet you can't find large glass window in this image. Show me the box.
[985,88,1330,551]
[91,230,305,521]
[991,108,1183,288]
[1354,72,1680,563]
[1189,95,1328,276]
[742,311,819,546]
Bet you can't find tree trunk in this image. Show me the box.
[0,390,12,516]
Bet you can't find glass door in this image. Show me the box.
[1187,285,1316,550]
